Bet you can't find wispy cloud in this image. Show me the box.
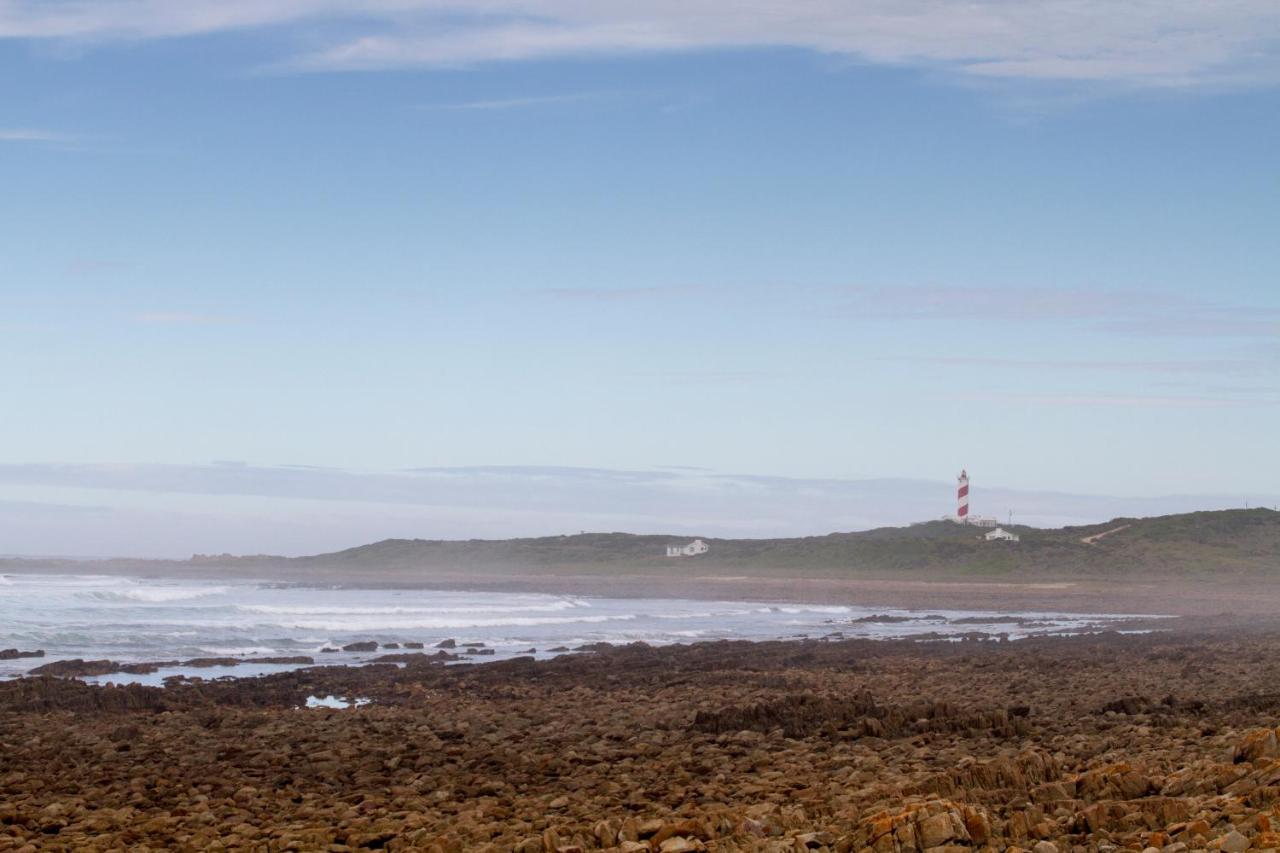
[622,368,768,385]
[839,285,1280,339]
[524,282,1278,344]
[418,92,617,111]
[1097,315,1280,338]
[529,284,703,303]
[3,2,1280,89]
[132,311,240,326]
[1151,381,1280,398]
[884,356,1272,375]
[944,391,1280,409]
[0,128,74,143]
[65,258,133,277]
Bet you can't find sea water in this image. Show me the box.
[0,573,1155,681]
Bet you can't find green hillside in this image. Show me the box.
[296,508,1280,581]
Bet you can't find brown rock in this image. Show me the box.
[659,838,703,853]
[1235,728,1280,764]
[918,812,958,847]
[1218,830,1250,852]
[0,649,44,660]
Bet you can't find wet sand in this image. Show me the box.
[361,573,1279,619]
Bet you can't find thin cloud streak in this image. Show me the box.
[837,285,1280,340]
[0,128,73,142]
[64,258,134,276]
[132,311,241,326]
[883,356,1272,375]
[944,391,1280,409]
[528,282,1280,343]
[529,284,703,302]
[418,91,617,110]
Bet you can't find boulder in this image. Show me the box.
[28,659,119,677]
[1218,830,1250,852]
[1235,728,1280,764]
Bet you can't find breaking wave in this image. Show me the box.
[275,614,629,632]
[239,600,586,616]
[81,586,230,603]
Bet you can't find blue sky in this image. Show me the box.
[2,2,1278,553]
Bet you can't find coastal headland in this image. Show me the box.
[5,508,1278,616]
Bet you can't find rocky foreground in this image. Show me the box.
[2,628,1279,852]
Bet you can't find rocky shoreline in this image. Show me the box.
[14,639,559,680]
[1,627,1279,852]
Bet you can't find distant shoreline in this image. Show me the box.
[5,560,1280,622]
[5,508,1276,621]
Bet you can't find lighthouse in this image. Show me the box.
[949,469,997,526]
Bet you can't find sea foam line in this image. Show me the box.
[238,601,586,616]
[275,614,633,631]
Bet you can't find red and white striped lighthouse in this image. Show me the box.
[957,469,970,521]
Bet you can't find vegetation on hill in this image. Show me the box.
[296,508,1280,581]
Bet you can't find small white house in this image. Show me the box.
[665,539,709,557]
[984,527,1020,542]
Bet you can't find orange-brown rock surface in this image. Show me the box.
[2,628,1280,851]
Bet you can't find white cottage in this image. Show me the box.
[984,527,1020,542]
[665,539,710,557]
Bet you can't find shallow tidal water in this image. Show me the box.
[0,573,1156,682]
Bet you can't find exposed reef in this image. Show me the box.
[1,629,1279,851]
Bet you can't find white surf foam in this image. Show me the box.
[194,646,284,657]
[0,573,1165,680]
[85,586,229,603]
[239,600,584,616]
[276,613,631,632]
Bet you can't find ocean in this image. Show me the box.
[0,573,1154,683]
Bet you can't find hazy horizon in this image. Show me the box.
[1,462,1275,559]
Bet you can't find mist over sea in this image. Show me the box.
[0,573,1149,682]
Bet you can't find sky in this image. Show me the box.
[2,1,1279,555]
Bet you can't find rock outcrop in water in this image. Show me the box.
[26,655,317,678]
[0,649,43,660]
[1,629,1279,851]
